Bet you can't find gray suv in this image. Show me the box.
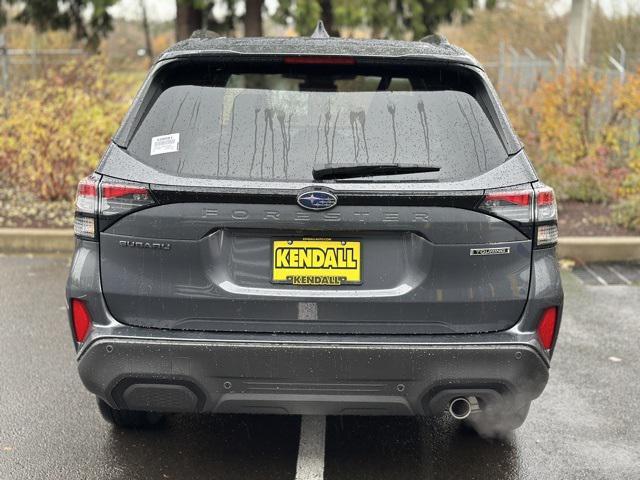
[66,29,563,436]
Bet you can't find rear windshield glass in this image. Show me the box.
[127,64,507,182]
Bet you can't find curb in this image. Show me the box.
[556,236,640,263]
[0,228,74,254]
[1,228,640,262]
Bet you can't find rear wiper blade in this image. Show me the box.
[312,163,440,181]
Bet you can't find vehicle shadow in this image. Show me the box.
[105,413,300,480]
[325,415,521,480]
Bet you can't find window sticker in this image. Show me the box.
[150,133,180,156]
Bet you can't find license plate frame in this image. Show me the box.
[271,238,362,286]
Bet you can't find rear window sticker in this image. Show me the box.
[150,133,180,156]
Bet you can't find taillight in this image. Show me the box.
[478,189,533,223]
[537,307,558,351]
[74,174,99,239]
[478,184,558,248]
[99,179,154,216]
[71,299,92,343]
[76,175,98,213]
[73,174,154,240]
[534,185,558,247]
[535,188,556,220]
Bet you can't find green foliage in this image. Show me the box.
[441,0,566,60]
[0,0,117,49]
[504,68,640,207]
[503,67,640,230]
[442,0,640,66]
[0,56,140,201]
[555,152,629,203]
[613,197,640,232]
[277,0,475,38]
[614,142,640,232]
[276,0,322,36]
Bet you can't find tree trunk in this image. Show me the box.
[176,2,203,41]
[244,0,263,37]
[140,0,154,60]
[565,0,593,68]
[320,0,338,37]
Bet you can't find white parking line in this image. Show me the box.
[295,416,326,480]
[607,265,632,285]
[583,263,608,286]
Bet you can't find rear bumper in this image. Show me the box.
[69,240,561,416]
[78,336,549,416]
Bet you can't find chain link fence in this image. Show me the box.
[482,42,638,94]
[0,33,87,116]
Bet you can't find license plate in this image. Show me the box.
[272,239,361,286]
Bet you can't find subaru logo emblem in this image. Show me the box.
[297,190,338,211]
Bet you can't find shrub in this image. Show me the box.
[613,196,640,232]
[504,68,640,205]
[527,70,604,164]
[558,149,629,203]
[0,56,140,201]
[613,149,640,232]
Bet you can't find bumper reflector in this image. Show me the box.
[537,307,558,351]
[71,299,93,342]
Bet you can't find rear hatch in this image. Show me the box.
[97,56,537,335]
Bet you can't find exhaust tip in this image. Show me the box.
[449,397,472,420]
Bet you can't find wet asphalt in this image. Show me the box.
[0,254,639,480]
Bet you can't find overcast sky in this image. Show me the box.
[108,0,636,23]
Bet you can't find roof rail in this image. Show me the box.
[190,29,220,40]
[311,20,330,39]
[419,34,449,46]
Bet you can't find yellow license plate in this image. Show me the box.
[272,239,361,285]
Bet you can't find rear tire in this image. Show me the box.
[96,397,165,429]
[463,401,531,438]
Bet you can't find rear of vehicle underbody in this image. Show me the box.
[66,50,563,433]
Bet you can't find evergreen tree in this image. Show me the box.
[277,0,478,39]
[0,0,116,49]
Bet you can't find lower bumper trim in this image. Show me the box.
[78,338,549,416]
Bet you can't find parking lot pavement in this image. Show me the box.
[1,255,639,480]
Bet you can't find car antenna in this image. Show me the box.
[311,20,330,39]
